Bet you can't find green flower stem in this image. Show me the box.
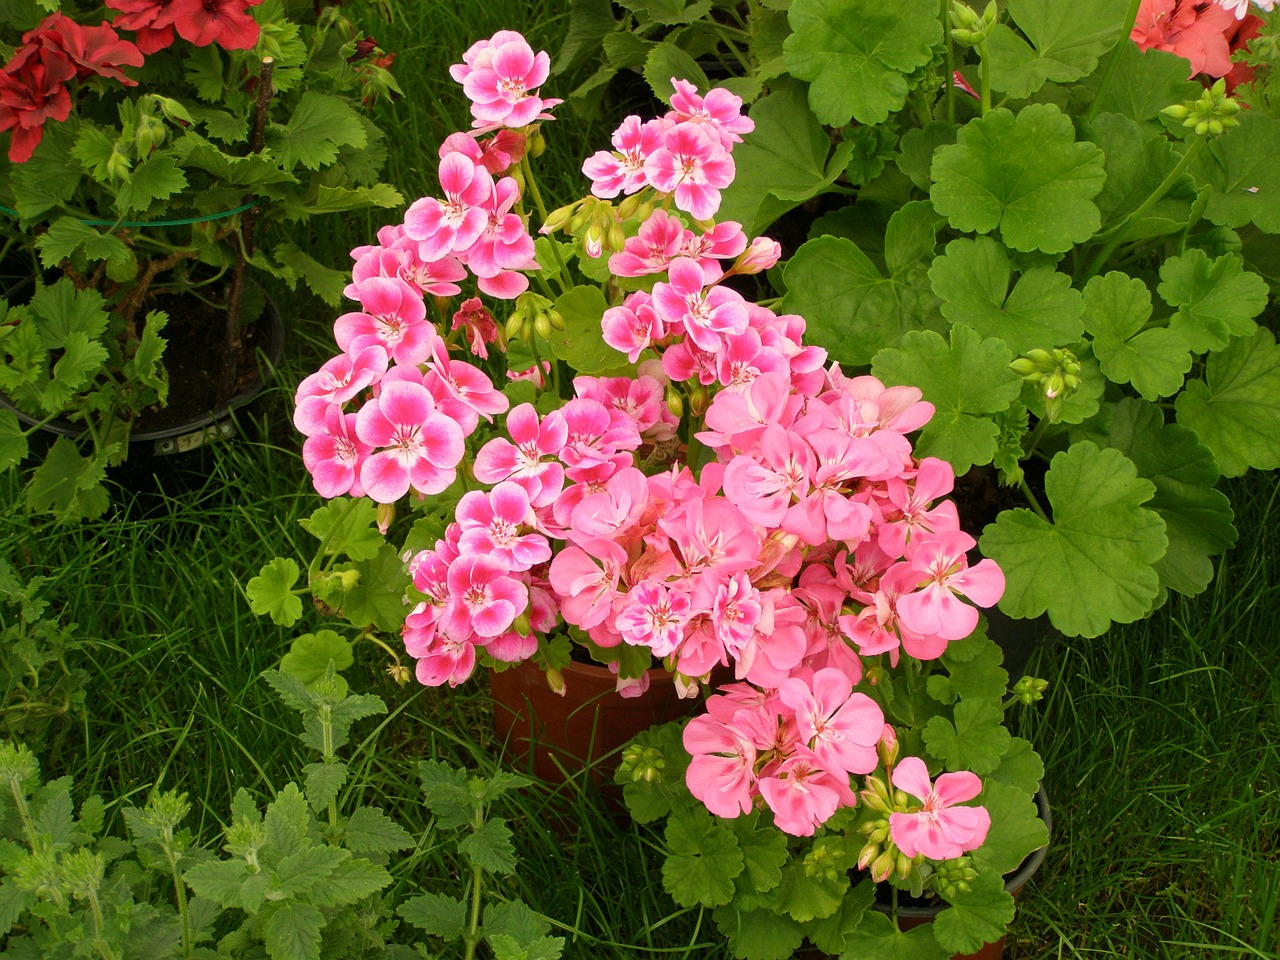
[319,703,338,830]
[977,39,992,115]
[164,841,194,959]
[1083,0,1144,124]
[941,0,956,123]
[1083,134,1206,280]
[1018,474,1050,522]
[5,773,37,847]
[710,23,752,73]
[519,154,571,296]
[463,807,486,960]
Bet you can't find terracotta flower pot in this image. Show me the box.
[488,658,697,788]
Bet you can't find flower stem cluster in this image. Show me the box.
[1161,78,1242,136]
[1010,347,1083,423]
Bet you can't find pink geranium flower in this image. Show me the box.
[896,530,1005,642]
[888,756,992,860]
[758,750,858,837]
[778,668,884,776]
[403,152,493,260]
[457,32,562,129]
[617,581,691,656]
[582,115,667,198]
[354,381,466,502]
[683,711,758,818]
[668,78,754,148]
[643,122,735,221]
[440,555,528,640]
[335,276,437,367]
[455,481,551,571]
[652,257,751,352]
[474,403,568,506]
[1131,0,1235,76]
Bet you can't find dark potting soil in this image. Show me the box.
[132,290,275,435]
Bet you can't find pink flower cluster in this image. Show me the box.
[581,79,753,221]
[1132,0,1267,84]
[296,31,1005,845]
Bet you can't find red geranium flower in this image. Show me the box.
[0,45,77,162]
[171,0,264,51]
[1131,0,1236,77]
[106,0,180,54]
[26,14,144,85]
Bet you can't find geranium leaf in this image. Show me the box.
[922,699,1010,775]
[1083,272,1192,401]
[783,0,941,126]
[980,443,1168,637]
[930,104,1106,254]
[1084,44,1201,122]
[271,92,368,172]
[989,737,1045,795]
[970,780,1048,877]
[1191,112,1280,234]
[984,0,1128,99]
[1105,398,1236,596]
[28,279,110,348]
[716,84,856,236]
[417,760,473,830]
[712,904,805,960]
[781,212,944,366]
[487,933,566,960]
[643,42,710,103]
[1084,112,1188,241]
[729,817,789,896]
[931,868,1016,956]
[801,878,876,955]
[43,332,108,414]
[549,285,623,375]
[927,237,1085,354]
[625,0,713,25]
[484,899,552,944]
[299,497,384,561]
[842,910,951,960]
[0,412,27,473]
[1175,327,1280,477]
[872,326,1022,474]
[928,633,1008,706]
[115,154,188,213]
[1156,250,1268,354]
[662,808,743,908]
[246,557,303,626]
[280,630,354,687]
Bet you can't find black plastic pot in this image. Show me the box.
[1,291,284,460]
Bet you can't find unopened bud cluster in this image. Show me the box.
[506,292,565,342]
[617,744,665,783]
[856,775,915,882]
[1010,347,1082,422]
[949,0,997,46]
[1161,79,1241,137]
[1012,675,1049,704]
[932,856,979,899]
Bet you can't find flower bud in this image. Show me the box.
[877,724,899,769]
[616,192,644,220]
[1012,675,1049,704]
[541,202,578,234]
[533,311,552,340]
[512,612,531,636]
[665,386,684,420]
[527,126,546,157]
[688,382,709,417]
[584,224,604,259]
[387,663,412,686]
[338,568,361,590]
[545,666,566,696]
[376,501,395,535]
[547,308,566,331]
[870,849,896,883]
[618,744,665,783]
[732,236,782,275]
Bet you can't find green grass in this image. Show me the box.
[2,1,1279,956]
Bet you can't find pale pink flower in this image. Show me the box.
[888,756,991,860]
[643,122,735,221]
[302,408,370,499]
[582,115,667,197]
[456,482,550,571]
[608,209,686,278]
[668,78,754,148]
[334,276,437,367]
[683,711,758,818]
[293,345,388,437]
[440,555,528,639]
[617,581,691,656]
[412,633,477,688]
[778,668,884,777]
[548,540,629,630]
[458,33,562,129]
[878,458,961,557]
[651,256,751,352]
[601,292,664,363]
[355,381,466,502]
[897,531,1005,642]
[403,152,493,260]
[758,750,858,837]
[474,403,567,506]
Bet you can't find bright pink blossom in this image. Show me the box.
[440,555,528,640]
[668,78,754,148]
[355,381,466,502]
[778,668,884,776]
[897,531,1005,642]
[456,32,561,129]
[643,122,735,221]
[759,750,858,837]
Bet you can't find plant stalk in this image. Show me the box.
[1083,0,1144,124]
